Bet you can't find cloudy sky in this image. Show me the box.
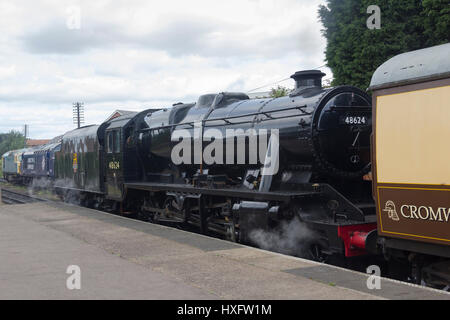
[0,0,330,139]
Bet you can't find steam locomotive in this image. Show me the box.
[46,69,376,261]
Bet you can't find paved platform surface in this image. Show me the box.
[0,201,449,300]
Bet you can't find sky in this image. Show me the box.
[0,0,330,139]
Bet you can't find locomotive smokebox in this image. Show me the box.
[290,70,326,90]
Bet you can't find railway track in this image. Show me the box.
[1,188,46,205]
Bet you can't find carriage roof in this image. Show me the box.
[369,42,450,91]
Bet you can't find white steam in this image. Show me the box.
[249,217,318,257]
[27,177,52,196]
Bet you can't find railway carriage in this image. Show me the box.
[369,42,450,286]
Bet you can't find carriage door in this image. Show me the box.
[105,129,123,200]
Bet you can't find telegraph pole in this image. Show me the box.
[23,124,28,148]
[73,102,85,128]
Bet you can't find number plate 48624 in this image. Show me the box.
[341,116,368,125]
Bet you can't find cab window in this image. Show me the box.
[107,131,113,153]
[114,130,121,153]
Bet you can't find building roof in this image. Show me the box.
[369,42,450,91]
[104,110,137,122]
[26,139,51,147]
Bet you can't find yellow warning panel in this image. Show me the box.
[376,85,450,185]
[73,153,78,172]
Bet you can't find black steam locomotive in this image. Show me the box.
[53,70,377,261]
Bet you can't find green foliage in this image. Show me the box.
[269,86,291,98]
[422,0,450,46]
[318,0,449,89]
[0,131,26,156]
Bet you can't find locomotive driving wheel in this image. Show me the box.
[305,243,327,263]
[161,196,186,223]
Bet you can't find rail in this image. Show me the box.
[1,188,47,205]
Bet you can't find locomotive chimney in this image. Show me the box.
[290,70,326,90]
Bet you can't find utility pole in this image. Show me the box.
[72,102,85,128]
[23,124,28,139]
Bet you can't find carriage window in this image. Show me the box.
[107,131,113,153]
[114,130,121,153]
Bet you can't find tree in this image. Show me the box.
[0,131,26,156]
[422,0,450,46]
[269,86,291,98]
[318,0,449,90]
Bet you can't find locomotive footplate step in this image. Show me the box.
[125,182,320,202]
[0,202,448,299]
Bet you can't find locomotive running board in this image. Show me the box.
[124,182,320,202]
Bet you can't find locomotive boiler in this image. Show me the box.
[138,70,372,180]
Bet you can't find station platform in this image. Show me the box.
[0,201,448,300]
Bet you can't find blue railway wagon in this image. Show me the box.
[21,148,40,178]
[21,142,61,180]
